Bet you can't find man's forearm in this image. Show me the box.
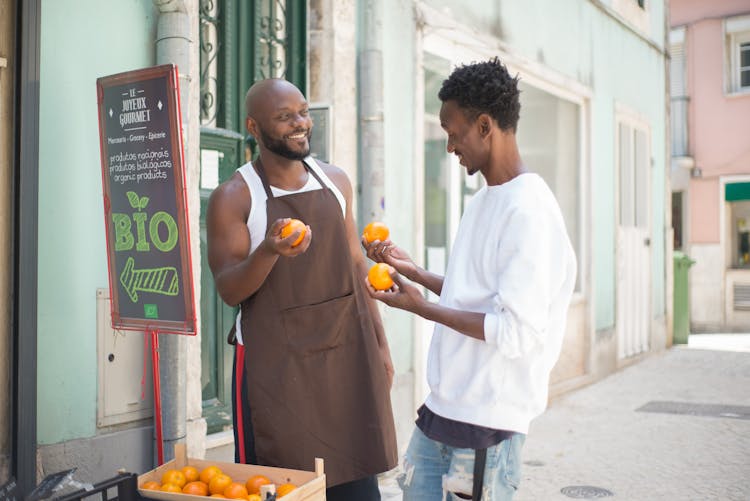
[215,243,279,306]
[410,268,443,296]
[414,301,485,341]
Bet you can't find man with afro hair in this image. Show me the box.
[363,57,577,500]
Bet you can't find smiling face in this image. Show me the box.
[246,80,313,161]
[439,100,488,176]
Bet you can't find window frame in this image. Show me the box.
[669,27,689,157]
[725,15,750,95]
[612,0,650,35]
[732,34,750,92]
[615,113,651,231]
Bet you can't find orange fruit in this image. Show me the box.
[183,481,209,496]
[277,483,297,497]
[161,469,187,488]
[368,263,394,291]
[363,222,389,243]
[200,465,223,485]
[140,481,160,490]
[182,465,200,483]
[209,474,233,495]
[245,475,271,495]
[210,495,226,499]
[247,495,262,501]
[223,482,248,499]
[280,219,306,246]
[160,483,182,493]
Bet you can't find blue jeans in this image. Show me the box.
[398,427,525,501]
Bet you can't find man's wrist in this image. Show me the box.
[406,265,423,284]
[258,238,278,257]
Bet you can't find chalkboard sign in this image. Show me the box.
[97,65,196,335]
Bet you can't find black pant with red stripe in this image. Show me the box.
[231,345,381,501]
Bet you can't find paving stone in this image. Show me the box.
[380,334,750,500]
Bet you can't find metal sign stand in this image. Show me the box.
[150,329,164,465]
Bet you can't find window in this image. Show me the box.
[739,41,750,89]
[618,121,649,229]
[200,0,306,131]
[670,28,689,156]
[612,0,650,34]
[725,15,750,94]
[516,82,582,292]
[422,53,486,301]
[672,191,683,250]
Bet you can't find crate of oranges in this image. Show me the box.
[138,444,325,501]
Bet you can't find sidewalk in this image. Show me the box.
[380,334,750,500]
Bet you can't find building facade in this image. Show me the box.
[670,0,750,332]
[364,0,670,447]
[3,0,670,496]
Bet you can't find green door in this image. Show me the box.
[199,130,243,432]
[199,0,307,433]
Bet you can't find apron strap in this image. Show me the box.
[472,448,487,501]
[253,158,275,199]
[304,158,328,188]
[254,157,329,200]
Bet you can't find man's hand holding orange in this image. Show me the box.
[365,263,425,313]
[264,217,312,256]
[361,223,419,280]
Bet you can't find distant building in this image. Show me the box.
[670,0,750,332]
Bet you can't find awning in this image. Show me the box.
[725,182,750,202]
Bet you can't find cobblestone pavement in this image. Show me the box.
[380,334,750,500]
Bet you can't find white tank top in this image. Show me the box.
[234,157,346,344]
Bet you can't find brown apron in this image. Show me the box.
[240,158,398,486]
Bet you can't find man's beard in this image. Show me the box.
[260,128,310,160]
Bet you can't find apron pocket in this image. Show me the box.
[281,292,355,355]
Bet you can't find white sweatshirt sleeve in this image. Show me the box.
[483,206,556,358]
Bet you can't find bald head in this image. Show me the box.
[244,79,313,161]
[245,79,305,120]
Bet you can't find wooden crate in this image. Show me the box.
[138,444,326,501]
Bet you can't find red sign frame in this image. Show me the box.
[96,64,196,335]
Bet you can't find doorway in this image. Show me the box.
[616,113,651,359]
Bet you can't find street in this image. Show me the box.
[380,334,750,500]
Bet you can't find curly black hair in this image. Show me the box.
[438,57,521,132]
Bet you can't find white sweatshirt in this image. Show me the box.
[424,173,577,434]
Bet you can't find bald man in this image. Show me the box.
[206,79,397,500]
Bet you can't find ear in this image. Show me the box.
[478,114,492,138]
[246,116,258,138]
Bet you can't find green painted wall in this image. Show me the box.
[38,0,157,444]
